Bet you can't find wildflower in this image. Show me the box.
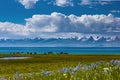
[15,72,19,77]
[114,60,120,66]
[41,70,53,76]
[61,68,70,73]
[110,59,114,65]
[84,65,89,70]
[110,59,120,66]
[73,63,81,72]
[63,73,68,78]
[13,72,23,80]
[103,68,109,73]
[63,73,67,76]
[90,63,97,69]
[14,71,21,78]
[28,72,35,78]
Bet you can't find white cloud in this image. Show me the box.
[18,0,39,9]
[18,0,74,8]
[55,0,73,7]
[25,12,120,33]
[0,12,120,39]
[17,0,118,8]
[25,14,58,32]
[17,0,116,8]
[0,22,34,39]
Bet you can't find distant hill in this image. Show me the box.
[0,36,119,47]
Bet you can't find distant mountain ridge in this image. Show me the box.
[0,36,120,47]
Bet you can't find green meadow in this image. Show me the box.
[0,54,120,80]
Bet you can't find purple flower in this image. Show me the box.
[41,70,53,76]
[73,63,81,72]
[61,68,70,73]
[110,59,120,66]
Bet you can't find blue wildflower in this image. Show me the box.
[41,70,53,76]
[61,68,70,73]
[73,63,81,72]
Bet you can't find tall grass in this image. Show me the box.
[0,54,120,80]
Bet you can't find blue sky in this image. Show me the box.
[0,0,119,23]
[0,0,120,39]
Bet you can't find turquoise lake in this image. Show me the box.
[0,47,120,54]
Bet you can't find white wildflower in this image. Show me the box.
[103,68,109,73]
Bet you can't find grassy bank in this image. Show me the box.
[0,54,120,80]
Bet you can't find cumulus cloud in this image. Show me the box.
[55,0,73,7]
[0,22,35,39]
[25,12,120,33]
[0,12,120,39]
[18,0,39,9]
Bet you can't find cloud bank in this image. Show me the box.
[25,12,120,33]
[0,12,120,38]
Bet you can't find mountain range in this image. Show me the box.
[0,36,119,47]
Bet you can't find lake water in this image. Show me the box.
[0,47,120,54]
[0,56,31,60]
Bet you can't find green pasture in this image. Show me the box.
[0,54,120,80]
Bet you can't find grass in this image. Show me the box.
[0,54,120,80]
